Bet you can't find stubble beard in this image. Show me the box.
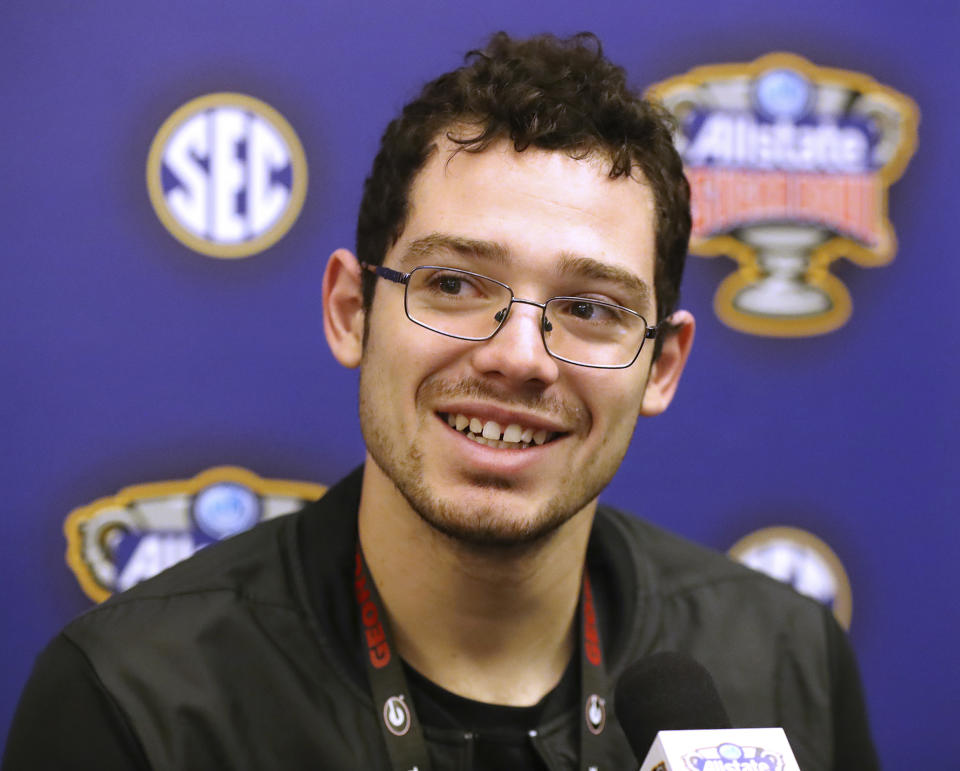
[358,370,629,550]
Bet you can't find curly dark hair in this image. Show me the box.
[356,31,690,355]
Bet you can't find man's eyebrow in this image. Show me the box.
[556,254,653,309]
[399,233,509,267]
[397,236,653,308]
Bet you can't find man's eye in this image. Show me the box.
[570,301,598,319]
[438,275,463,294]
[561,299,621,323]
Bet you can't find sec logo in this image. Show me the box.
[146,93,308,258]
[729,526,853,630]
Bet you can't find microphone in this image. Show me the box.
[614,652,801,771]
[614,652,732,760]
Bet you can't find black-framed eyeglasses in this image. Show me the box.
[361,263,659,369]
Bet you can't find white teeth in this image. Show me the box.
[503,424,522,443]
[482,421,502,440]
[447,412,556,449]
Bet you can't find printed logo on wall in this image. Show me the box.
[65,467,326,602]
[729,526,852,629]
[648,54,918,336]
[146,93,308,258]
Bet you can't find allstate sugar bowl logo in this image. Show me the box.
[684,741,784,771]
[729,526,853,630]
[192,483,261,540]
[649,54,918,336]
[65,467,326,602]
[147,93,308,258]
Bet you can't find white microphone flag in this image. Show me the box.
[639,727,800,771]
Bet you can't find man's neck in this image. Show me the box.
[357,459,596,707]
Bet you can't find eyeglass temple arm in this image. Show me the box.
[647,313,680,339]
[359,262,410,285]
[645,324,658,340]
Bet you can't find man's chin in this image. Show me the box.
[398,481,581,549]
[415,506,564,549]
[456,470,521,492]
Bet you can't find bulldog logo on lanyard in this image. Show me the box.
[585,693,607,735]
[383,695,412,737]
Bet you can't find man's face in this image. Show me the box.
[356,139,662,546]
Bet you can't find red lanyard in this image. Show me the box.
[354,545,611,771]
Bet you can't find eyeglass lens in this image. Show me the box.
[405,267,647,367]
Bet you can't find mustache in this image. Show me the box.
[420,376,588,426]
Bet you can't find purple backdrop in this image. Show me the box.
[3,0,958,764]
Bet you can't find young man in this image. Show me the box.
[5,33,877,771]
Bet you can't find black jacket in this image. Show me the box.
[4,468,877,770]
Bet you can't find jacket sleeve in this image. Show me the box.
[825,610,880,770]
[2,633,151,771]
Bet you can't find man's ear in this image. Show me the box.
[639,310,695,417]
[322,248,365,369]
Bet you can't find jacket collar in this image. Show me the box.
[293,466,659,685]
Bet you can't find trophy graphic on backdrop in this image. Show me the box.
[65,468,325,602]
[649,54,918,337]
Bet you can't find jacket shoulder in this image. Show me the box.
[594,506,850,769]
[95,511,299,608]
[61,509,310,662]
[595,504,820,607]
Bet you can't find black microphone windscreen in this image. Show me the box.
[614,651,733,763]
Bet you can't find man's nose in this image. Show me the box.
[469,300,561,386]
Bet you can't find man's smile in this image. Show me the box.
[438,412,563,449]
